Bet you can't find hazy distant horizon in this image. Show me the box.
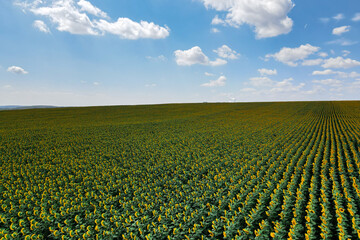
[2,99,360,111]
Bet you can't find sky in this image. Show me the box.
[0,0,360,106]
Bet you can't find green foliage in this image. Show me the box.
[1,101,360,239]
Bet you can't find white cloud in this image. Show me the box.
[342,50,350,57]
[174,46,227,66]
[318,52,328,58]
[332,26,350,35]
[30,0,99,35]
[250,76,274,87]
[312,69,337,75]
[249,76,304,93]
[93,81,99,85]
[14,0,43,10]
[320,17,330,23]
[313,79,342,87]
[17,0,170,39]
[201,0,295,38]
[333,13,344,21]
[213,45,239,60]
[158,55,167,61]
[33,20,50,33]
[201,75,226,87]
[320,14,344,23]
[353,13,360,22]
[258,68,277,76]
[3,85,12,89]
[7,66,28,74]
[339,71,360,78]
[145,83,157,87]
[202,0,234,11]
[302,86,325,95]
[312,69,360,78]
[211,28,220,33]
[270,78,305,93]
[352,80,360,88]
[211,15,226,25]
[205,72,214,76]
[322,57,360,69]
[265,44,320,66]
[302,59,323,66]
[77,0,108,18]
[146,55,167,61]
[327,39,358,46]
[94,18,170,39]
[208,58,227,66]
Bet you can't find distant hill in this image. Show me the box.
[0,105,58,111]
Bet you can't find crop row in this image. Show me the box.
[1,102,360,239]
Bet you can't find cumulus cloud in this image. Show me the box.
[7,66,28,74]
[258,68,277,76]
[211,15,226,25]
[332,26,350,35]
[249,76,304,92]
[270,78,305,93]
[94,18,169,39]
[202,0,234,11]
[33,20,51,33]
[29,0,100,35]
[343,72,360,78]
[302,59,323,66]
[174,47,211,66]
[213,45,240,60]
[201,0,295,38]
[318,52,328,58]
[353,13,360,22]
[265,44,320,66]
[204,72,214,76]
[312,69,337,76]
[211,28,220,33]
[322,57,360,69]
[209,58,228,66]
[250,76,274,87]
[174,46,227,66]
[16,0,170,39]
[312,79,342,87]
[77,0,108,18]
[201,75,226,87]
[338,71,360,78]
[333,13,344,21]
[312,69,360,78]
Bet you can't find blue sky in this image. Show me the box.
[0,0,360,106]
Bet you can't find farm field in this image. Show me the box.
[1,101,360,240]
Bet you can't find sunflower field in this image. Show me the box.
[1,101,360,239]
